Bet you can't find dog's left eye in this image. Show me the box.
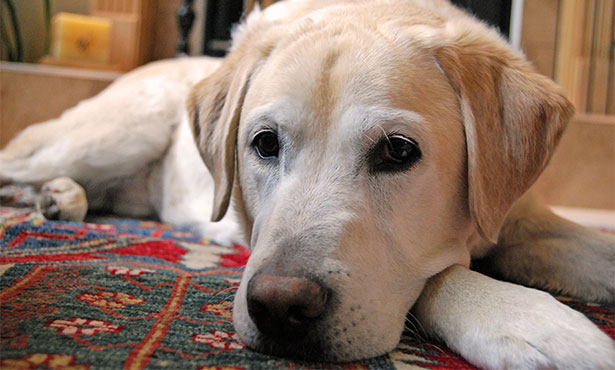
[370,135,421,173]
[253,131,280,159]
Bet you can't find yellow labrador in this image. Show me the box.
[1,0,614,368]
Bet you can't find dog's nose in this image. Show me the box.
[247,274,328,338]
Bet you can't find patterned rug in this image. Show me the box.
[1,185,613,369]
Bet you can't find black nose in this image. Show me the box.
[247,274,328,338]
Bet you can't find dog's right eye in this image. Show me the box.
[253,131,280,159]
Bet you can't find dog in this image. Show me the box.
[1,0,614,368]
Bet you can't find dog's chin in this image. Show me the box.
[244,332,333,361]
[239,331,394,362]
[233,309,400,362]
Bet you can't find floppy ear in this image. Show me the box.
[435,25,574,243]
[187,49,263,222]
[187,6,287,222]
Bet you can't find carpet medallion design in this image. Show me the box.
[1,185,613,369]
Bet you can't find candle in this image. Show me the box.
[51,13,111,64]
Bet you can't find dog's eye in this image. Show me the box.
[253,131,280,159]
[370,135,421,173]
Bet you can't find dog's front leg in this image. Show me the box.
[413,265,615,370]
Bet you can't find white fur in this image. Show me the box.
[1,1,614,368]
[154,115,241,244]
[414,266,615,369]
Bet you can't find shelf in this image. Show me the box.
[0,62,121,148]
[1,61,122,81]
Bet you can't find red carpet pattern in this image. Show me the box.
[1,185,613,369]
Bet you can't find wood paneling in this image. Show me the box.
[91,0,158,71]
[522,1,615,209]
[520,0,559,78]
[533,114,615,209]
[555,0,615,114]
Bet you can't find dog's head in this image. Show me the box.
[189,0,573,361]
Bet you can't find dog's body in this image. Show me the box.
[2,0,614,368]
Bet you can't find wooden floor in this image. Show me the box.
[1,62,614,210]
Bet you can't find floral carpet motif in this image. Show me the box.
[1,185,613,369]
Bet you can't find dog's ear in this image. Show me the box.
[187,8,287,222]
[434,23,574,243]
[188,49,262,222]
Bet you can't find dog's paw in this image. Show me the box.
[37,177,88,221]
[459,289,615,369]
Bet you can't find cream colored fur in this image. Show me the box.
[1,0,614,368]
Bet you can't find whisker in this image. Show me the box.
[363,133,376,144]
[210,285,239,299]
[404,318,429,343]
[376,124,392,146]
[405,311,428,337]
[405,312,447,353]
[371,308,447,354]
